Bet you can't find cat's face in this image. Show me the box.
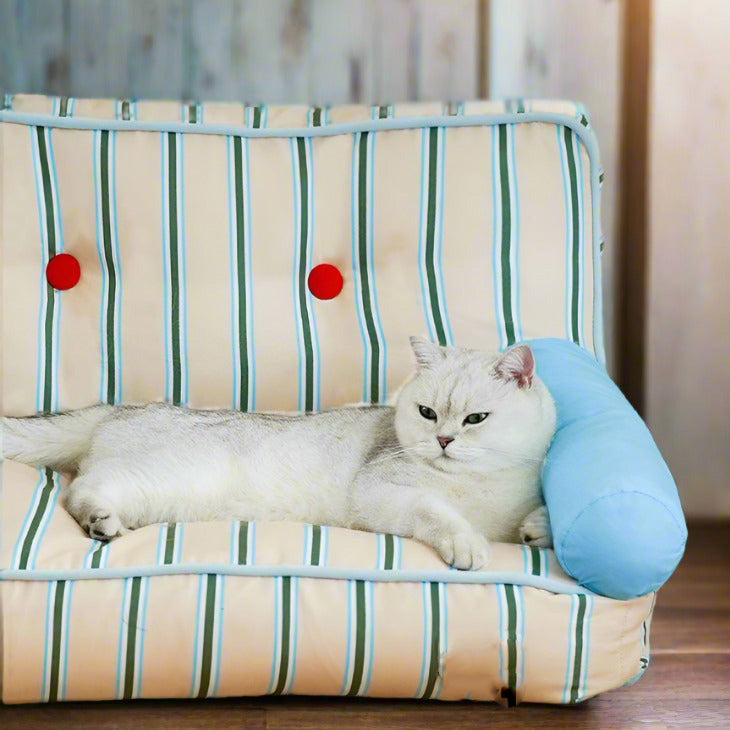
[394,338,556,474]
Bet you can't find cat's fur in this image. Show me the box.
[2,338,556,570]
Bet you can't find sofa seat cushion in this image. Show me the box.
[1,460,654,704]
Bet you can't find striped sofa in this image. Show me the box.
[1,95,654,705]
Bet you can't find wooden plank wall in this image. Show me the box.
[489,0,623,377]
[646,1,730,518]
[0,0,479,103]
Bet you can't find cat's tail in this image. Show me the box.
[1,405,114,472]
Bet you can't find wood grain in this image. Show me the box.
[0,0,479,104]
[2,520,729,726]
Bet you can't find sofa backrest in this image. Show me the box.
[0,95,604,415]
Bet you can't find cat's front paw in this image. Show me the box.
[437,531,491,570]
[519,505,552,548]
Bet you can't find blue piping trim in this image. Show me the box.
[0,563,606,595]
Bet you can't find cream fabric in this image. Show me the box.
[0,96,632,706]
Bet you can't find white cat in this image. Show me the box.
[2,338,556,570]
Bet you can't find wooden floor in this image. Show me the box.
[2,521,728,728]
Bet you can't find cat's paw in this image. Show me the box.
[84,512,127,541]
[519,505,552,548]
[437,531,491,570]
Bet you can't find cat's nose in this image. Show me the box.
[437,436,454,450]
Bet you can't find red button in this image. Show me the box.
[308,263,343,300]
[46,253,81,290]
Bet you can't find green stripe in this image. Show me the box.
[232,136,250,410]
[295,137,315,411]
[311,107,322,127]
[17,468,55,569]
[90,544,104,569]
[424,127,447,345]
[498,125,516,346]
[529,546,541,576]
[356,132,381,403]
[309,525,322,566]
[163,522,177,564]
[47,580,66,702]
[383,534,394,570]
[167,132,182,404]
[347,580,367,696]
[378,105,389,119]
[563,126,581,344]
[569,594,588,703]
[237,521,249,565]
[121,100,131,121]
[58,97,68,117]
[272,577,292,695]
[422,582,441,698]
[188,103,197,124]
[99,130,117,403]
[36,126,57,413]
[252,105,263,128]
[123,577,143,700]
[505,584,518,695]
[196,574,218,698]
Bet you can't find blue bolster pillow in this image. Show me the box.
[528,338,687,599]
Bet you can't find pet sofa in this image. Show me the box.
[0,94,686,704]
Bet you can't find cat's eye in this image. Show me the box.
[418,405,437,421]
[463,412,489,425]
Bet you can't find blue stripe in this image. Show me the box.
[190,574,206,696]
[60,581,74,699]
[289,138,305,410]
[134,577,149,697]
[433,583,449,699]
[497,585,505,682]
[508,123,522,342]
[30,126,47,412]
[340,579,353,694]
[576,133,586,347]
[557,126,573,343]
[93,130,106,400]
[47,127,64,411]
[178,133,189,403]
[111,130,123,399]
[362,581,375,694]
[226,137,239,408]
[160,134,171,401]
[306,137,321,410]
[580,595,593,696]
[416,581,429,696]
[436,127,454,345]
[286,577,300,693]
[40,580,54,700]
[244,136,256,409]
[266,576,281,694]
[350,134,370,402]
[490,127,507,348]
[115,578,129,698]
[366,133,387,400]
[417,128,436,341]
[518,586,525,686]
[210,575,225,696]
[562,594,577,703]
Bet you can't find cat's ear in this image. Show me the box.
[409,336,445,370]
[494,344,535,389]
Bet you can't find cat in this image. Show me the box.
[2,337,557,570]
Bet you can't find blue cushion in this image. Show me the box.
[528,338,687,599]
